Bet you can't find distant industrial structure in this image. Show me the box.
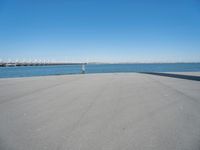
[0,62,87,67]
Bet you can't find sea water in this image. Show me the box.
[0,63,200,78]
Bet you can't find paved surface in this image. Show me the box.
[0,73,200,150]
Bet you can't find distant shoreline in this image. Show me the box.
[87,62,200,65]
[1,62,200,67]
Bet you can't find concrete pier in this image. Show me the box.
[0,73,200,150]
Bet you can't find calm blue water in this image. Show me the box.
[0,63,200,78]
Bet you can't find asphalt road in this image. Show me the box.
[0,73,200,150]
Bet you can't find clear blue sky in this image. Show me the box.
[0,0,200,62]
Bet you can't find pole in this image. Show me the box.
[81,63,86,74]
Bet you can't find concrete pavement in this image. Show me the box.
[0,73,200,150]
